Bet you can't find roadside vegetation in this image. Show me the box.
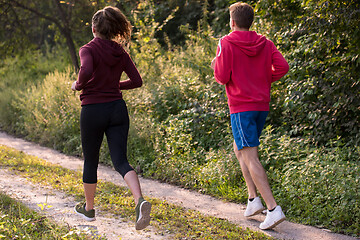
[0,0,359,237]
[0,145,273,240]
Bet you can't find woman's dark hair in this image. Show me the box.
[229,2,254,30]
[92,6,131,44]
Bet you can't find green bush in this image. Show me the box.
[0,48,70,133]
[259,127,360,236]
[273,146,360,235]
[256,0,360,146]
[10,68,82,155]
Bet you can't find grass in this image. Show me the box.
[0,145,273,240]
[0,192,93,239]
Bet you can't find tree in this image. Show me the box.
[0,0,105,72]
[256,0,360,145]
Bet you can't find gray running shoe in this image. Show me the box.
[135,197,151,230]
[74,202,95,221]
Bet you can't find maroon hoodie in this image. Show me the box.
[75,37,143,105]
[214,31,289,114]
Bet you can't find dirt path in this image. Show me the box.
[0,168,168,240]
[0,131,357,240]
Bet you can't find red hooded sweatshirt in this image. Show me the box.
[214,31,289,114]
[75,37,142,105]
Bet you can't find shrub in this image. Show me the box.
[259,127,360,236]
[256,0,360,146]
[273,146,360,235]
[0,48,69,133]
[10,68,82,155]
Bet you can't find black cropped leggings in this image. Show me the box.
[80,99,134,184]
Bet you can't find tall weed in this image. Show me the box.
[0,48,69,132]
[10,68,82,155]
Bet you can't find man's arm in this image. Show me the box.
[214,38,231,85]
[271,43,289,82]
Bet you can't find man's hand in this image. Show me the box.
[71,81,77,91]
[211,57,216,70]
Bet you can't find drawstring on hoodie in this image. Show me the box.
[217,38,223,57]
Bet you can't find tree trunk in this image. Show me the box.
[9,0,80,72]
[61,27,79,72]
[53,0,79,72]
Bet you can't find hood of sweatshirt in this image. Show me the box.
[223,31,267,57]
[87,37,126,66]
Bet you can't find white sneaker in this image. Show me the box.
[244,197,266,217]
[259,205,286,230]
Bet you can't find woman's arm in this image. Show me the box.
[120,53,143,90]
[73,47,93,91]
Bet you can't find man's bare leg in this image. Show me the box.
[236,146,277,210]
[233,141,257,199]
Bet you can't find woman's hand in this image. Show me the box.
[211,57,216,70]
[71,81,77,91]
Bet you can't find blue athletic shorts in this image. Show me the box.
[230,111,269,150]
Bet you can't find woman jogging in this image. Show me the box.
[71,6,151,230]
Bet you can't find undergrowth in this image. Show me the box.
[0,145,273,240]
[0,47,70,134]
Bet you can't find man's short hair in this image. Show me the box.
[229,2,254,29]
